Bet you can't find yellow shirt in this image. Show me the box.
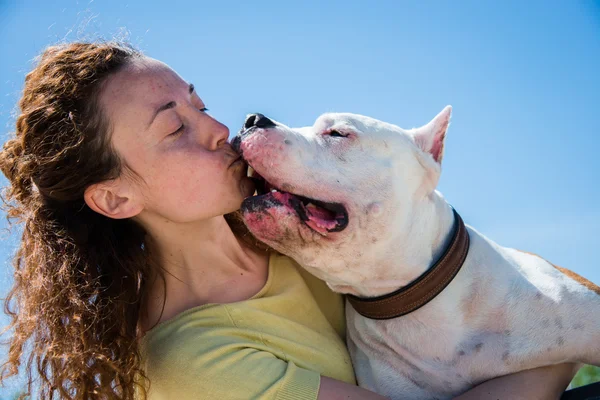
[139,253,356,400]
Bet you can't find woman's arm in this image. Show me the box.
[318,376,389,399]
[455,363,580,400]
[318,363,579,400]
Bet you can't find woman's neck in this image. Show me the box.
[140,215,269,333]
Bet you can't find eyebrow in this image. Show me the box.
[147,83,195,128]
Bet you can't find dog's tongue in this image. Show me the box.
[268,191,339,235]
[305,203,338,234]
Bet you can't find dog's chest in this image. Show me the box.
[346,307,518,400]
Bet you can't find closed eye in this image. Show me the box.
[167,108,209,138]
[324,130,349,138]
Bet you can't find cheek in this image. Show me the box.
[147,151,230,206]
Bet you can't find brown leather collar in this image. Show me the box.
[347,208,470,320]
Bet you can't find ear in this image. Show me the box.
[84,178,144,219]
[412,105,452,164]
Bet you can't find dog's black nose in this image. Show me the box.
[230,135,242,153]
[244,113,275,129]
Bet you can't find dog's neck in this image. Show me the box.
[335,191,457,298]
[423,192,458,269]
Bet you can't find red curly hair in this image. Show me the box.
[0,41,264,400]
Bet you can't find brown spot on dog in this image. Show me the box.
[519,251,600,295]
[283,139,292,145]
[474,343,484,353]
[547,347,553,352]
[458,350,466,356]
[554,265,600,295]
[557,337,565,346]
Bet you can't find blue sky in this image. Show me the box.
[0,0,599,395]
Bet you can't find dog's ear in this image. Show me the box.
[411,105,452,164]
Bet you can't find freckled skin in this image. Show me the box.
[237,109,600,400]
[101,58,254,224]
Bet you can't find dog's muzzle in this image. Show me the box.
[232,113,275,153]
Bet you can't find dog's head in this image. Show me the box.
[232,107,451,292]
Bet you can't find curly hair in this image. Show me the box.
[0,41,266,400]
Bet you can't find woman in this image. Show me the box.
[0,42,578,399]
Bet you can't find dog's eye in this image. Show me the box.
[326,130,348,138]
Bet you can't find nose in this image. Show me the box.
[233,113,275,153]
[244,113,275,130]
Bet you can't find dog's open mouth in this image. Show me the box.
[243,165,349,236]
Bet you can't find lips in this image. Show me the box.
[242,165,349,236]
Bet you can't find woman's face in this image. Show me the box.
[99,57,253,224]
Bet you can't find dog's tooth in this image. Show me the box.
[247,166,255,178]
[271,189,278,193]
[306,203,317,209]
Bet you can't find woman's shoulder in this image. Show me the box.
[138,253,304,345]
[139,252,348,367]
[138,301,326,399]
[138,253,355,398]
[139,303,233,357]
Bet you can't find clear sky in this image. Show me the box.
[0,0,599,395]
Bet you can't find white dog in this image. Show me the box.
[232,108,600,400]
